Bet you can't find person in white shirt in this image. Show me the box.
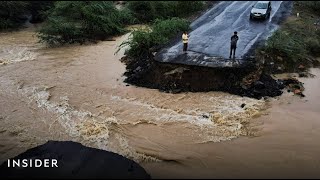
[182,31,189,53]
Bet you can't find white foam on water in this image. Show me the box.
[0,46,39,65]
[110,94,266,143]
[16,86,161,163]
[110,95,213,126]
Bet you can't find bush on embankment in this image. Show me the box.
[0,1,55,31]
[37,1,135,46]
[299,1,320,16]
[28,1,55,23]
[119,17,190,58]
[126,1,205,23]
[0,1,30,30]
[259,1,320,73]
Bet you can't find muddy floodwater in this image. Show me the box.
[1,28,320,178]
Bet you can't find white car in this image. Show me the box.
[250,1,272,20]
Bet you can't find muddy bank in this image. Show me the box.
[0,141,151,179]
[122,54,303,99]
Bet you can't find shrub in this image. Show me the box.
[0,1,29,30]
[174,1,205,17]
[119,17,190,58]
[151,18,190,44]
[149,1,176,20]
[299,1,320,16]
[126,1,155,23]
[263,30,307,64]
[305,38,320,56]
[260,9,320,72]
[28,1,55,23]
[118,7,137,25]
[37,1,133,46]
[127,1,205,23]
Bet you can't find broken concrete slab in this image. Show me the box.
[154,1,293,68]
[154,50,256,68]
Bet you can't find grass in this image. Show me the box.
[258,1,320,73]
[126,1,205,23]
[118,17,190,58]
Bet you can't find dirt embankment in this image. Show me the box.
[121,53,303,100]
[120,1,307,99]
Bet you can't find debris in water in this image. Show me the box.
[298,64,305,69]
[202,114,209,118]
[282,78,305,97]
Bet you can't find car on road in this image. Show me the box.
[250,1,272,20]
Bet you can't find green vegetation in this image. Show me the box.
[126,1,205,23]
[119,18,190,58]
[0,1,30,30]
[299,1,320,16]
[259,1,320,72]
[1,1,203,47]
[117,7,136,25]
[118,1,205,58]
[28,1,55,23]
[37,1,133,46]
[0,1,54,31]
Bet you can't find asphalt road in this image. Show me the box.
[155,1,293,68]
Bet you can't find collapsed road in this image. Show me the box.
[122,1,295,99]
[154,1,293,67]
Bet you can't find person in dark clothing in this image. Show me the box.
[229,31,239,59]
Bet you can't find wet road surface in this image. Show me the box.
[155,1,293,68]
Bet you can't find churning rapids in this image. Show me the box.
[1,26,320,178]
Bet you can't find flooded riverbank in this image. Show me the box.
[1,28,319,178]
[0,28,265,163]
[141,68,320,178]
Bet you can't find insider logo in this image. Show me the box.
[6,159,58,168]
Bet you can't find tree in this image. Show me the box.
[37,1,130,45]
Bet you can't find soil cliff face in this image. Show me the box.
[121,54,287,99]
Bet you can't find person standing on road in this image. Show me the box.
[229,31,239,59]
[182,31,189,53]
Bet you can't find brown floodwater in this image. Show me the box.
[141,69,320,178]
[0,27,319,178]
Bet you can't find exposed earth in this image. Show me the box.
[122,1,296,99]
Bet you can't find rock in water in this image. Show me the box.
[0,141,151,179]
